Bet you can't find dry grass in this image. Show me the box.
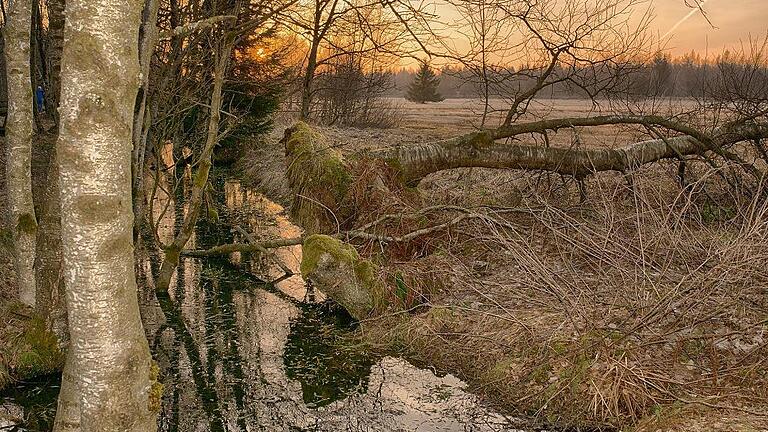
[245,100,768,430]
[355,162,768,430]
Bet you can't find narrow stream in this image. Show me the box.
[1,171,527,431]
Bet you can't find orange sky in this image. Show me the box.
[410,0,768,68]
[652,0,768,56]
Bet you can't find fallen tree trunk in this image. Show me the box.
[370,134,706,185]
[282,121,768,234]
[369,115,767,184]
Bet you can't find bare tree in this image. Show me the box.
[282,0,405,120]
[53,0,158,427]
[4,0,37,307]
[155,35,235,291]
[152,0,296,291]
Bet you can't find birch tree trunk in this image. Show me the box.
[4,0,38,307]
[32,131,68,344]
[54,0,158,427]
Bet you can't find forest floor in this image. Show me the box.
[244,98,768,431]
[0,131,62,395]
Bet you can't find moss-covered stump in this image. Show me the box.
[300,235,385,320]
[0,302,64,391]
[282,122,354,234]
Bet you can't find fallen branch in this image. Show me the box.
[181,207,526,257]
[372,135,706,184]
[181,237,304,257]
[233,225,294,275]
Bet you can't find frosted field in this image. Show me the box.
[372,97,701,148]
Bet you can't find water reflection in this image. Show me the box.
[1,172,526,431]
[138,173,524,431]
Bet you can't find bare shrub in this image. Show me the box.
[313,52,403,128]
[357,161,768,428]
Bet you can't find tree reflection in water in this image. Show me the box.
[1,172,525,432]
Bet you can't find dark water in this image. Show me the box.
[1,172,525,431]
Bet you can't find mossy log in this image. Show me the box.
[300,235,384,320]
[0,302,64,391]
[282,123,354,234]
[281,122,711,234]
[282,121,768,231]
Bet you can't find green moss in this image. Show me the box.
[14,317,63,377]
[700,201,736,223]
[148,361,164,413]
[0,308,64,391]
[16,212,38,235]
[193,160,213,189]
[529,362,553,384]
[0,228,12,251]
[301,235,380,296]
[485,357,518,382]
[284,123,354,233]
[551,340,569,355]
[466,130,494,148]
[353,260,377,289]
[207,208,219,223]
[301,235,387,317]
[300,234,360,276]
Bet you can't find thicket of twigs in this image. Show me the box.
[350,158,768,429]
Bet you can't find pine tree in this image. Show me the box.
[406,62,444,103]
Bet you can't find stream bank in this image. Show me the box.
[0,170,531,431]
[247,121,768,432]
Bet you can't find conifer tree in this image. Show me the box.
[406,62,444,103]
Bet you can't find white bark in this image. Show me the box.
[3,0,37,307]
[54,0,157,427]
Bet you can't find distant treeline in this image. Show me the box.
[382,52,765,99]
